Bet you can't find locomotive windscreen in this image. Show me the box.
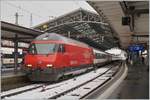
[29,43,58,54]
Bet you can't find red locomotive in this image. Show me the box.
[23,33,111,81]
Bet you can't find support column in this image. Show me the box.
[80,10,83,21]
[14,34,18,73]
[68,31,70,38]
[146,43,149,66]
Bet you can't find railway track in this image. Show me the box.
[2,62,122,99]
[1,84,43,98]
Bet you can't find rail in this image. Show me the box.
[2,62,122,99]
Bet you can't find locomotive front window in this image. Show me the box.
[29,43,57,54]
[35,43,57,54]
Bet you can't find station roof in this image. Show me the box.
[123,1,149,14]
[1,9,120,50]
[1,21,44,43]
[88,1,149,49]
[34,8,119,50]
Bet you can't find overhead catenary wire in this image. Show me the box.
[4,1,49,20]
[4,1,58,27]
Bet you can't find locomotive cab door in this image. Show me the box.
[58,44,65,53]
[56,44,68,68]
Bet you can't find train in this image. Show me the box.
[23,33,117,82]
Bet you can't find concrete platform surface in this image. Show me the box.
[1,69,30,91]
[109,63,149,99]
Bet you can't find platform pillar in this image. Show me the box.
[14,34,18,73]
[68,31,70,38]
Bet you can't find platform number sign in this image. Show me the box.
[128,44,144,52]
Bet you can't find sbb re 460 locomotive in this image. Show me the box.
[23,33,112,82]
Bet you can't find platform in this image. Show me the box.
[109,62,149,99]
[1,68,24,78]
[1,69,30,92]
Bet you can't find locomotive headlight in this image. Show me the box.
[27,64,32,67]
[46,64,53,67]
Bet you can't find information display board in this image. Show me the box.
[128,44,144,52]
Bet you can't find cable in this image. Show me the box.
[4,1,49,20]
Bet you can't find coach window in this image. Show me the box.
[96,53,99,59]
[103,54,106,58]
[98,53,101,59]
[102,54,105,58]
[95,53,97,58]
